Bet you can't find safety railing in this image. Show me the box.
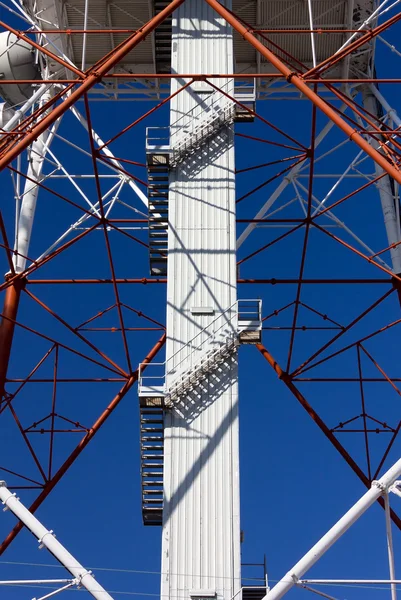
[138,299,262,398]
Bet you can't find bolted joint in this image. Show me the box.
[372,479,387,492]
[286,72,297,83]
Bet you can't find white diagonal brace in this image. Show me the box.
[0,481,114,600]
[263,457,401,600]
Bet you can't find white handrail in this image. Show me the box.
[138,300,261,390]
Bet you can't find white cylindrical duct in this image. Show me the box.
[0,31,41,106]
[0,481,114,600]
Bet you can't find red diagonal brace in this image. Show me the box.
[256,343,401,530]
[204,0,401,185]
[0,333,166,554]
[0,0,185,171]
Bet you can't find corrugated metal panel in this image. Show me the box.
[162,2,240,600]
[23,0,375,77]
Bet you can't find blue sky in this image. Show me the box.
[1,4,401,599]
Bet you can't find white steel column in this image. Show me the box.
[14,89,55,273]
[361,85,401,274]
[162,2,240,600]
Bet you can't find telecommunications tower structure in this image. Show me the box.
[1,1,401,599]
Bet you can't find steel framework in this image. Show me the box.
[1,0,401,597]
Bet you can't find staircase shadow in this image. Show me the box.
[163,361,239,523]
[174,124,234,179]
[169,350,237,423]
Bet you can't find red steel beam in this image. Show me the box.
[0,20,84,78]
[304,13,401,79]
[0,280,25,399]
[2,77,401,84]
[24,278,392,284]
[0,0,185,170]
[204,0,401,185]
[256,343,401,529]
[0,333,166,554]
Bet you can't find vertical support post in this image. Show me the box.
[384,493,397,600]
[0,279,24,400]
[14,90,55,273]
[361,85,401,276]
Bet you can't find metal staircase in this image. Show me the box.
[242,556,269,600]
[145,83,256,277]
[166,334,238,406]
[153,0,172,73]
[147,163,169,276]
[138,300,262,525]
[140,405,164,526]
[169,100,236,166]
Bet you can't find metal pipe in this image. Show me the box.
[0,84,51,133]
[264,457,401,600]
[300,579,401,584]
[0,579,75,585]
[384,493,398,600]
[81,0,89,70]
[70,105,148,205]
[0,280,24,399]
[306,0,317,67]
[0,481,113,600]
[14,92,57,273]
[203,0,401,185]
[369,84,401,128]
[256,343,401,531]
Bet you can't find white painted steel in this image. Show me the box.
[0,102,15,128]
[14,89,56,273]
[306,0,317,68]
[0,83,51,133]
[20,0,374,98]
[361,86,401,274]
[162,3,240,600]
[0,481,114,600]
[0,579,75,585]
[264,457,401,600]
[300,580,401,584]
[296,584,339,600]
[384,493,397,600]
[70,104,148,206]
[81,0,89,70]
[0,31,40,105]
[35,581,77,600]
[369,84,401,128]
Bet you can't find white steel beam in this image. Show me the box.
[263,457,401,600]
[384,493,397,600]
[0,481,114,600]
[70,104,148,206]
[14,90,58,273]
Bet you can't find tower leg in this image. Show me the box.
[0,280,24,400]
